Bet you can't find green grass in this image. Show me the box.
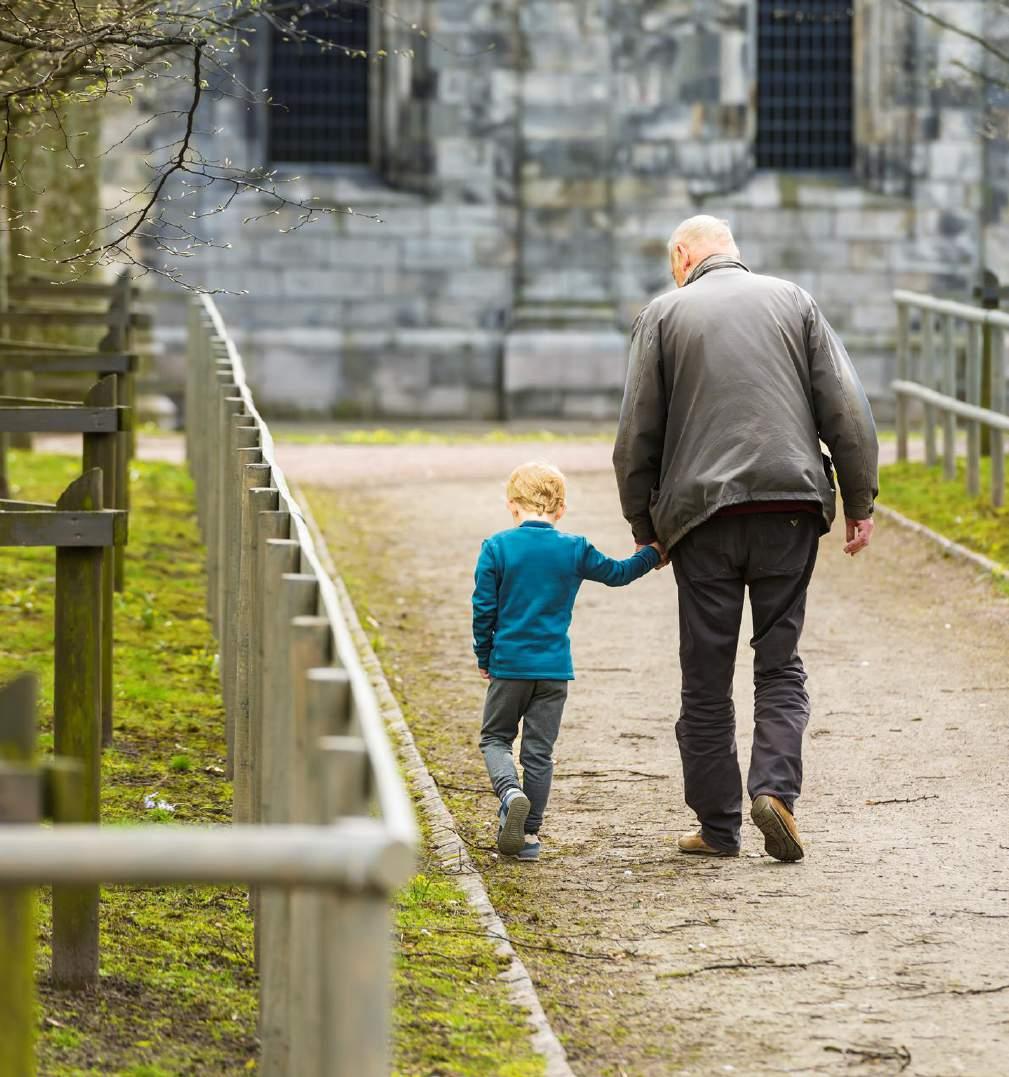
[393,863,545,1077]
[880,457,1009,568]
[0,451,257,1075]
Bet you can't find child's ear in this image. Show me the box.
[554,504,567,522]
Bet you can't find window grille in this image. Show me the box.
[267,3,370,165]
[756,0,854,171]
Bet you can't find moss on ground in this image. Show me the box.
[393,851,545,1077]
[0,451,256,1075]
[880,458,1009,571]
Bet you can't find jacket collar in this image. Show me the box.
[685,253,750,287]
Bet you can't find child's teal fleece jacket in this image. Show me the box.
[472,520,660,680]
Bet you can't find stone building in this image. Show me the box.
[182,0,1009,419]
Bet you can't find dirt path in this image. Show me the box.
[52,430,1002,1074]
[295,439,1009,1077]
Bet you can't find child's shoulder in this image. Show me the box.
[480,526,586,550]
[482,526,516,546]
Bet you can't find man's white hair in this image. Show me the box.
[668,215,739,260]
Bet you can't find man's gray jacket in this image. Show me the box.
[613,255,879,549]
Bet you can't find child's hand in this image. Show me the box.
[638,541,669,570]
[479,667,491,680]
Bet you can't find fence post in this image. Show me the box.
[208,376,238,629]
[0,674,40,1077]
[233,472,274,825]
[287,621,333,1077]
[941,313,957,482]
[223,430,261,777]
[896,301,909,462]
[979,270,1001,457]
[259,566,318,1077]
[82,375,119,747]
[293,670,354,1077]
[52,469,104,990]
[922,311,938,467]
[248,511,290,964]
[318,742,386,1077]
[966,323,983,498]
[251,511,290,827]
[991,324,1006,507]
[218,400,249,743]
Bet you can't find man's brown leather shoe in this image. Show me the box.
[750,795,804,862]
[677,831,740,857]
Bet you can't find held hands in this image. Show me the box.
[637,541,669,570]
[844,517,874,556]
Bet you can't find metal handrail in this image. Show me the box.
[890,380,1009,432]
[0,820,410,889]
[893,289,1009,330]
[892,290,1006,506]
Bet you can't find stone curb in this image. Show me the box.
[875,502,1009,581]
[295,487,575,1077]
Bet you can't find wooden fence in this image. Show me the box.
[0,293,416,1077]
[893,289,1009,507]
[0,269,144,588]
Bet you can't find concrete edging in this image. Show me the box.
[295,488,574,1077]
[875,502,1009,580]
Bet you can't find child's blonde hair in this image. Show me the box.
[506,461,567,516]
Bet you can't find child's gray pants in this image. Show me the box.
[479,678,567,834]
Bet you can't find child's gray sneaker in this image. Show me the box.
[497,788,530,855]
[515,834,541,862]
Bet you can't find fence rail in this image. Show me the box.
[893,289,1007,506]
[0,292,416,1077]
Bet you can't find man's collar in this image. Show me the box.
[684,253,750,287]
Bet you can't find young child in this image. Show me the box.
[472,461,663,861]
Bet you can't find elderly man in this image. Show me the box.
[613,215,878,861]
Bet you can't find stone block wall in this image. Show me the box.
[145,0,1005,420]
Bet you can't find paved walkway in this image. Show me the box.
[294,440,1009,1077]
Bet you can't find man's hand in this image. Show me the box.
[844,517,874,556]
[479,667,491,680]
[638,541,669,569]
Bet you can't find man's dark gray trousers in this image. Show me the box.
[669,512,820,853]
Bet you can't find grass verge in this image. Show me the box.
[880,458,1009,570]
[0,451,256,1075]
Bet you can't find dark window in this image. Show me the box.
[268,3,369,165]
[756,0,854,171]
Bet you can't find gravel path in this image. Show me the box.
[295,441,1009,1077]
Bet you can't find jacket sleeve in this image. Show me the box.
[612,308,666,545]
[578,540,660,587]
[471,540,499,669]
[804,296,879,520]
